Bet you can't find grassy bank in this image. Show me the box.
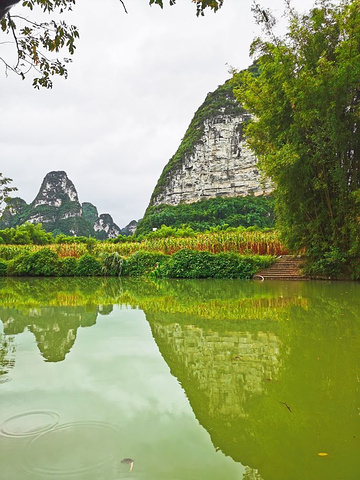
[0,247,274,279]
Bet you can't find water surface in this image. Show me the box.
[0,277,359,480]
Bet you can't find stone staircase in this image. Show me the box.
[253,255,307,281]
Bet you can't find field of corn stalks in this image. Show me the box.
[99,230,287,257]
[0,230,288,260]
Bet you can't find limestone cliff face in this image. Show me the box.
[0,171,121,239]
[28,171,82,227]
[121,220,138,236]
[32,171,79,209]
[149,81,273,208]
[94,214,121,239]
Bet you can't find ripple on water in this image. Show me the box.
[25,422,120,476]
[1,411,60,438]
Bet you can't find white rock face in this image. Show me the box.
[33,173,79,208]
[94,214,121,238]
[27,213,56,224]
[34,198,62,208]
[60,211,81,221]
[152,114,273,207]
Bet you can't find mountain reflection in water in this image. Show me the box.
[0,277,359,480]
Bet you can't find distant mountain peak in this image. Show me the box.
[32,171,79,209]
[0,171,121,239]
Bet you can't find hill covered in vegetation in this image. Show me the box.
[0,171,121,239]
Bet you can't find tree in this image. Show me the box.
[0,0,224,88]
[0,174,17,215]
[233,0,360,275]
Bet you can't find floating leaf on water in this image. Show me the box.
[318,452,328,457]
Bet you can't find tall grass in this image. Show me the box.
[101,230,287,257]
[0,230,287,260]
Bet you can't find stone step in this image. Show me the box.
[254,255,307,281]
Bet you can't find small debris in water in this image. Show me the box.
[279,401,292,412]
[121,458,134,472]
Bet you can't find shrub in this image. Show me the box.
[30,248,59,276]
[123,251,169,276]
[100,252,125,276]
[0,260,7,276]
[155,249,275,279]
[350,258,360,281]
[7,248,59,276]
[58,257,78,276]
[76,254,102,276]
[306,247,347,278]
[7,253,31,276]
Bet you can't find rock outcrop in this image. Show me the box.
[94,214,121,240]
[0,171,121,239]
[149,80,273,209]
[121,220,138,236]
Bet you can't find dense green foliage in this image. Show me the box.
[0,260,7,276]
[58,256,78,276]
[0,222,96,246]
[0,201,96,237]
[233,0,360,277]
[154,249,274,279]
[99,252,125,276]
[149,81,245,203]
[0,223,53,245]
[76,254,102,276]
[81,202,98,226]
[7,248,59,276]
[0,246,274,279]
[122,251,168,277]
[137,195,275,235]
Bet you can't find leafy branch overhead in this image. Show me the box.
[0,0,78,88]
[150,0,224,16]
[0,0,224,88]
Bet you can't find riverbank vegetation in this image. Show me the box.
[0,223,278,278]
[0,247,274,279]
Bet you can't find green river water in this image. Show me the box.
[0,277,359,480]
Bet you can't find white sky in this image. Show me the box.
[1,0,318,228]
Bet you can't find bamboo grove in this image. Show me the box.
[233,0,360,277]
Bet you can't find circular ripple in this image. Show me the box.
[1,411,60,438]
[26,422,120,476]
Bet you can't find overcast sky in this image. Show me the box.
[1,0,318,228]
